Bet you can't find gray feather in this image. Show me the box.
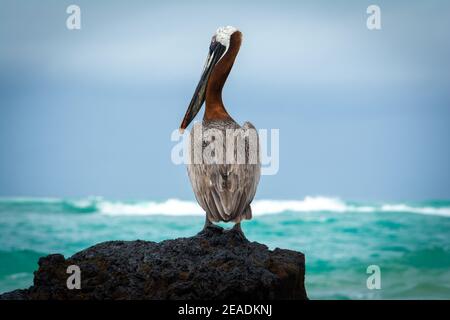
[187,119,260,223]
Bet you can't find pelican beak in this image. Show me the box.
[179,41,226,133]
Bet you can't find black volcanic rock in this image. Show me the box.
[0,226,307,300]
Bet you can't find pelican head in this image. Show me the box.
[214,26,238,52]
[180,26,240,132]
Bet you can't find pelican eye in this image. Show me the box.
[209,41,218,53]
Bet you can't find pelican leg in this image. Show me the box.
[203,216,213,229]
[232,222,242,233]
[200,215,223,234]
[228,222,246,241]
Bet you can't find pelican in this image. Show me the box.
[179,26,260,236]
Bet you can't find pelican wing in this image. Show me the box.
[187,121,260,222]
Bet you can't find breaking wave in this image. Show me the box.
[97,197,450,217]
[1,196,449,217]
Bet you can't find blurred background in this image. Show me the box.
[0,0,449,299]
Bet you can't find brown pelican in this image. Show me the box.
[179,26,260,236]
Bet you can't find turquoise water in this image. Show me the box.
[0,197,449,299]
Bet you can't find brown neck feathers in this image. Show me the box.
[204,31,242,121]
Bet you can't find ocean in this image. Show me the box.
[0,196,449,299]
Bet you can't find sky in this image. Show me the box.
[0,0,449,201]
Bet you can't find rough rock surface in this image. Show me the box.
[0,226,307,300]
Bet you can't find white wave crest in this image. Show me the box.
[98,199,204,216]
[98,196,354,216]
[380,204,450,217]
[251,197,349,215]
[99,196,356,216]
[3,196,447,217]
[96,196,450,218]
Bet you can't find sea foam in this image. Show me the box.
[94,197,450,218]
[1,196,449,217]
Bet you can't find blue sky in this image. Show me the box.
[0,0,449,201]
